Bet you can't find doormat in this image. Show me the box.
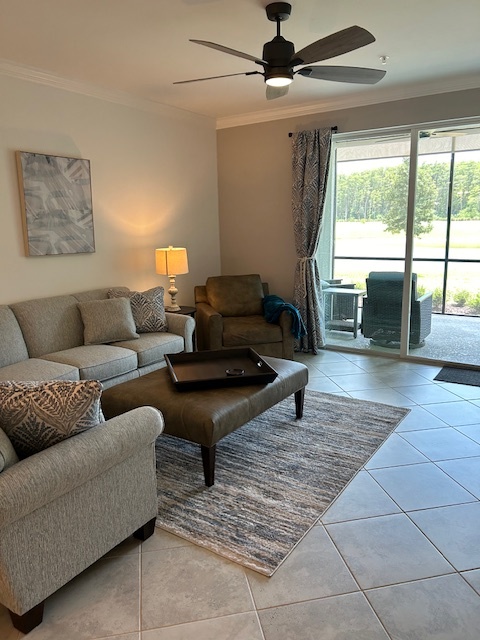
[434,366,480,387]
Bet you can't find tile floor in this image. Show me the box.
[2,350,480,639]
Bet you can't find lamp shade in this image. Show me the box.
[155,246,189,276]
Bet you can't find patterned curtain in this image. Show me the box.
[291,128,333,353]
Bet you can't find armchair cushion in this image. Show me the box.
[78,297,139,345]
[108,286,167,333]
[206,274,264,316]
[0,380,104,459]
[223,316,283,347]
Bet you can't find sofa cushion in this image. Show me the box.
[206,275,264,317]
[115,332,184,367]
[108,287,167,333]
[0,358,80,382]
[10,295,84,357]
[0,427,19,472]
[0,306,30,367]
[73,286,130,303]
[41,345,138,382]
[0,380,104,459]
[78,298,139,345]
[222,316,283,347]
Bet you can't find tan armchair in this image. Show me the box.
[194,274,294,359]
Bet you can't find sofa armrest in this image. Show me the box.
[0,406,164,529]
[165,312,196,352]
[195,302,223,351]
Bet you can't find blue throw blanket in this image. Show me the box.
[263,295,306,339]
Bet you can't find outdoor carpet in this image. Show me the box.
[155,389,409,576]
[434,366,480,387]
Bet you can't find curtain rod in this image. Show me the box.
[288,126,338,137]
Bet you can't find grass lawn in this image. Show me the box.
[332,220,480,313]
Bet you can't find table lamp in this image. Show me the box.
[155,246,189,311]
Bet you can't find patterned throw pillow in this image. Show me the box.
[108,287,167,333]
[0,380,104,459]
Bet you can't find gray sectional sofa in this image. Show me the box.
[0,286,195,389]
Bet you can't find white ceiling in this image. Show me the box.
[1,0,479,128]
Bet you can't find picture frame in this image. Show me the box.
[16,151,95,256]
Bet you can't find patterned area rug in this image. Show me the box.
[155,390,409,576]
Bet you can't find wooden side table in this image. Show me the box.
[168,305,196,317]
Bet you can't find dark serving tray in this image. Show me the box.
[165,348,278,391]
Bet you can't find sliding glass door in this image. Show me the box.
[320,121,480,366]
[411,127,480,365]
[322,134,410,353]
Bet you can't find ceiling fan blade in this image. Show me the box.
[291,26,375,66]
[298,65,386,84]
[190,39,267,65]
[174,71,261,84]
[266,84,290,100]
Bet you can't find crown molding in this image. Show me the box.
[0,58,214,125]
[2,58,478,132]
[215,74,480,130]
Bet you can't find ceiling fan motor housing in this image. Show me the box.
[263,36,295,84]
[262,36,295,66]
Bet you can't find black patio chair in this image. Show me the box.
[361,271,433,348]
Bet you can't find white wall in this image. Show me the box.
[217,88,480,301]
[0,74,221,304]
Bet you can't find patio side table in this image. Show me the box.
[323,287,367,338]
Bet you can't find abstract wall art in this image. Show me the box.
[16,151,95,256]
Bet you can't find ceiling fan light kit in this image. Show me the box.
[265,71,293,87]
[174,2,386,99]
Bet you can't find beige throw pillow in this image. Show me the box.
[108,287,167,333]
[78,297,139,345]
[0,380,105,459]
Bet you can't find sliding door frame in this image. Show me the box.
[329,116,480,361]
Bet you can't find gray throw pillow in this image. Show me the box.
[108,287,167,333]
[78,297,139,345]
[0,380,105,459]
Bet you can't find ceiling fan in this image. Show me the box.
[174,2,386,100]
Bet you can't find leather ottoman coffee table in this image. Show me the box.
[101,354,308,486]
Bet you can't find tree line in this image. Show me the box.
[336,159,480,237]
